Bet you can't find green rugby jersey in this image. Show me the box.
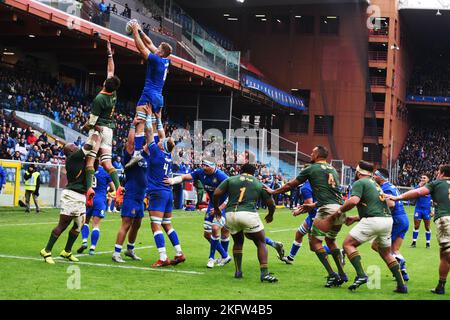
[350,177,390,218]
[65,149,87,194]
[91,91,117,129]
[218,174,271,213]
[296,161,344,207]
[425,178,450,221]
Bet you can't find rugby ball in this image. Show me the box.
[125,19,138,36]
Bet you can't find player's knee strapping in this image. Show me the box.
[151,216,163,225]
[100,153,112,164]
[204,221,212,233]
[136,110,147,121]
[162,217,172,225]
[298,224,308,235]
[326,229,339,240]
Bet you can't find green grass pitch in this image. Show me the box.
[0,206,446,300]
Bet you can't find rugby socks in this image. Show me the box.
[388,260,405,287]
[412,229,419,243]
[211,236,228,259]
[316,247,335,275]
[65,229,79,252]
[127,243,135,251]
[426,231,431,244]
[233,249,243,274]
[154,231,167,261]
[265,237,275,247]
[45,232,59,252]
[90,227,100,250]
[209,236,219,259]
[86,166,95,189]
[289,241,302,259]
[167,229,183,256]
[323,245,331,255]
[81,224,89,245]
[134,133,145,152]
[114,244,122,255]
[260,263,268,277]
[107,168,120,190]
[348,251,366,278]
[331,248,345,275]
[221,237,230,253]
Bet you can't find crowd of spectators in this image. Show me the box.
[408,55,450,97]
[396,117,450,187]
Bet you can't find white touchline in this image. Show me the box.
[0,254,204,275]
[53,245,155,259]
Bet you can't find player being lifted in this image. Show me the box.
[164,159,232,268]
[373,168,410,281]
[112,115,151,262]
[82,40,121,205]
[264,146,347,287]
[40,140,94,264]
[387,164,450,295]
[336,161,407,293]
[127,20,172,167]
[77,166,115,255]
[145,111,185,267]
[213,163,278,282]
[412,174,433,248]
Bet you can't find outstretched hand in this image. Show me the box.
[263,185,275,195]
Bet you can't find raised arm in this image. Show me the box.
[264,177,300,195]
[131,22,151,59]
[138,29,158,54]
[387,186,430,201]
[125,117,143,155]
[106,40,114,78]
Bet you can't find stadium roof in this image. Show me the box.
[175,0,368,8]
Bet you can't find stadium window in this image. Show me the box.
[363,118,383,137]
[289,115,309,134]
[294,15,314,34]
[362,143,382,163]
[314,115,333,135]
[271,15,290,34]
[320,16,339,35]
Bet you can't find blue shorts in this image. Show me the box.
[414,209,431,221]
[392,215,409,241]
[137,90,164,113]
[86,199,107,219]
[147,190,173,213]
[121,197,145,219]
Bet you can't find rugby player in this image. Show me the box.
[373,168,409,281]
[127,20,172,166]
[82,40,121,206]
[164,159,232,268]
[264,146,347,287]
[77,166,115,255]
[213,163,278,283]
[145,111,185,267]
[411,174,433,248]
[112,116,150,262]
[387,164,450,295]
[338,161,407,293]
[40,140,94,263]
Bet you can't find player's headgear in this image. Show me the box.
[356,160,374,176]
[202,160,216,169]
[374,168,389,180]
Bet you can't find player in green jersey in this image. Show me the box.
[40,140,94,264]
[387,164,450,295]
[213,163,278,283]
[335,161,407,293]
[82,40,121,207]
[264,145,347,287]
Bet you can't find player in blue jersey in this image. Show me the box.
[165,160,233,268]
[412,174,433,248]
[112,117,150,262]
[77,165,115,255]
[281,180,344,273]
[373,168,410,281]
[144,112,185,267]
[127,21,172,166]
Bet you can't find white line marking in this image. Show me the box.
[54,245,155,259]
[268,228,297,233]
[0,254,204,275]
